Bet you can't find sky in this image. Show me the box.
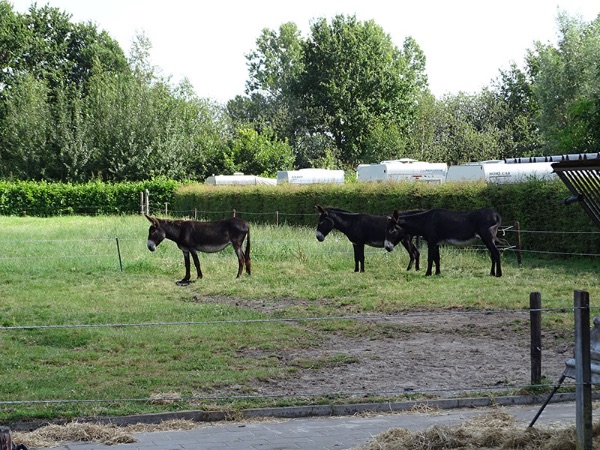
[9,0,600,103]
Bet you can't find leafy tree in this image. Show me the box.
[0,73,51,179]
[293,15,428,167]
[229,23,307,166]
[491,58,543,157]
[533,12,600,152]
[215,126,295,177]
[429,92,504,165]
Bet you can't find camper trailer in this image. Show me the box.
[205,173,276,186]
[356,159,448,184]
[276,168,345,185]
[446,161,555,183]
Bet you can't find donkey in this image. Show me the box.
[384,208,502,277]
[145,215,251,285]
[315,205,420,272]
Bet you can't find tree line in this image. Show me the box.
[1,2,599,182]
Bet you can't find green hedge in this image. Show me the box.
[1,179,597,254]
[173,180,600,255]
[0,179,180,216]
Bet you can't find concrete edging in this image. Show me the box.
[64,392,587,428]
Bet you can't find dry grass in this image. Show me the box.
[12,411,599,449]
[12,420,201,448]
[357,411,600,450]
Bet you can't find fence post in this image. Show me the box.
[164,202,168,217]
[276,211,279,226]
[514,221,522,267]
[115,238,123,272]
[530,292,542,385]
[574,289,592,450]
[0,426,12,450]
[233,209,236,218]
[194,208,198,220]
[140,192,144,215]
[145,189,150,215]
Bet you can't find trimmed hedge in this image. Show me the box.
[0,179,180,216]
[174,180,600,255]
[1,178,597,254]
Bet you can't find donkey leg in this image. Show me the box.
[233,245,244,278]
[352,244,360,272]
[177,251,193,286]
[357,244,366,272]
[244,251,251,275]
[433,245,442,275]
[400,238,414,271]
[414,239,420,271]
[490,247,502,277]
[190,251,202,279]
[425,245,435,276]
[481,235,502,277]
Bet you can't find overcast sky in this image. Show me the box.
[9,0,600,103]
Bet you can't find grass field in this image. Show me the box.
[0,215,598,422]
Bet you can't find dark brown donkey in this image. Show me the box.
[384,208,502,277]
[315,205,420,272]
[145,215,251,285]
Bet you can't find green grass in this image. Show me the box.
[0,215,598,422]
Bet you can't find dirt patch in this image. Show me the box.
[195,296,574,399]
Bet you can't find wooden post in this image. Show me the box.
[276,211,279,226]
[574,289,592,450]
[0,427,12,450]
[233,209,236,218]
[514,221,522,267]
[144,189,150,215]
[164,202,168,216]
[530,292,542,385]
[194,208,198,220]
[140,192,144,215]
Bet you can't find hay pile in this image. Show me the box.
[12,419,200,448]
[358,411,600,450]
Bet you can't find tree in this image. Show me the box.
[215,126,295,177]
[0,73,51,179]
[429,92,504,165]
[491,58,543,157]
[229,23,307,166]
[293,15,428,167]
[533,12,600,153]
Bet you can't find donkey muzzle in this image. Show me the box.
[147,240,157,252]
[383,240,395,252]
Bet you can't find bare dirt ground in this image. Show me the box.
[201,296,575,399]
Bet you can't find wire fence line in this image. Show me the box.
[0,382,581,407]
[0,306,588,407]
[0,306,586,331]
[0,234,599,261]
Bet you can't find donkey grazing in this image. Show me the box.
[145,215,250,285]
[384,208,502,277]
[315,205,420,272]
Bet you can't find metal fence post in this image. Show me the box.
[530,292,542,385]
[574,289,592,450]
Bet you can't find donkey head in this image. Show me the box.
[383,210,408,252]
[145,215,165,252]
[315,205,335,242]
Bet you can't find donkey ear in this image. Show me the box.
[315,205,325,214]
[392,210,400,221]
[145,214,159,226]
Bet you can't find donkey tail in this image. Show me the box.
[244,226,251,275]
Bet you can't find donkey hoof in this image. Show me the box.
[176,280,192,286]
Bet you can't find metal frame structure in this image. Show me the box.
[552,158,600,229]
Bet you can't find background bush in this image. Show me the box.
[0,179,180,216]
[0,178,597,254]
[174,180,600,254]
